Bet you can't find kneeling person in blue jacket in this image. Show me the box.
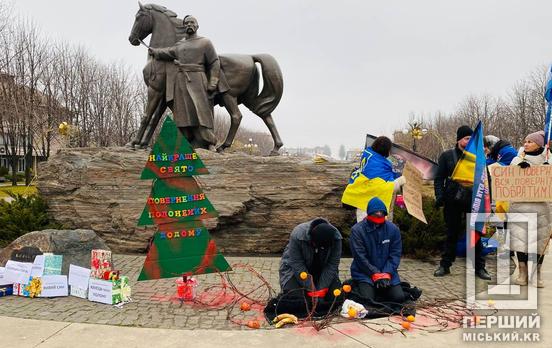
[350,197,405,304]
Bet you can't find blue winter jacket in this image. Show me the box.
[349,219,402,286]
[486,142,517,166]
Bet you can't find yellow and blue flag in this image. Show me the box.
[451,148,476,187]
[451,121,490,240]
[341,147,399,212]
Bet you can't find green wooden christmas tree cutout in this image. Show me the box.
[141,116,209,180]
[138,221,230,281]
[138,177,218,226]
[137,115,230,281]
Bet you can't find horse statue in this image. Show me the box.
[128,2,284,155]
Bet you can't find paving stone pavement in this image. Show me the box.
[0,254,497,330]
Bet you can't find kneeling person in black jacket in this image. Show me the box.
[279,218,343,303]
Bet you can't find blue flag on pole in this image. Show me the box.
[467,121,491,244]
[544,64,552,146]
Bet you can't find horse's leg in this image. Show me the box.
[216,93,243,153]
[260,114,284,156]
[140,97,167,148]
[130,86,163,148]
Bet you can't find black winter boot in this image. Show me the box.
[434,266,450,277]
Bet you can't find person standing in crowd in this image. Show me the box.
[342,136,406,223]
[484,135,518,166]
[433,126,491,280]
[349,197,405,304]
[509,131,552,288]
[279,218,343,302]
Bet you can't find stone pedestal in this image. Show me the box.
[38,148,356,253]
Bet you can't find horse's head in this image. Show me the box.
[129,2,153,46]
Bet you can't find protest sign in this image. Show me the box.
[68,265,91,289]
[490,165,552,202]
[0,267,11,286]
[31,255,45,278]
[4,260,33,284]
[402,162,427,224]
[40,275,68,297]
[88,278,113,305]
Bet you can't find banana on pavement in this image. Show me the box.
[272,313,299,328]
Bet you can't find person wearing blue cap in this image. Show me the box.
[349,197,405,304]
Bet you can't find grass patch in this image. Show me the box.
[0,184,37,198]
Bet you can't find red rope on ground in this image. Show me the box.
[177,263,488,334]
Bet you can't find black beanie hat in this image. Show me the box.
[310,222,335,246]
[456,125,473,141]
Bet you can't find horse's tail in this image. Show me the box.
[242,54,283,116]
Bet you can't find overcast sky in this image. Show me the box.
[11,0,552,156]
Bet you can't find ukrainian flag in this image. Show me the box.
[452,121,490,237]
[341,147,398,212]
[451,149,476,187]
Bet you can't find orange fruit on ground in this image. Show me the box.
[247,320,260,329]
[347,307,357,318]
[333,289,341,297]
[240,302,251,311]
[300,272,308,280]
[401,321,411,330]
[342,284,352,293]
[406,315,415,322]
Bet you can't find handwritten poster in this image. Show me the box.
[490,165,552,202]
[402,162,428,224]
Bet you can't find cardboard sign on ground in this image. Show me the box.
[88,278,113,305]
[30,255,45,278]
[402,162,428,224]
[40,275,68,297]
[68,265,91,289]
[490,165,552,202]
[0,267,11,286]
[4,260,33,284]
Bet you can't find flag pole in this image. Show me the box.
[544,64,552,164]
[545,106,551,163]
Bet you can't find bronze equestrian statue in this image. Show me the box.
[128,3,284,155]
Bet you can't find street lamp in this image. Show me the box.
[244,138,258,155]
[402,121,428,153]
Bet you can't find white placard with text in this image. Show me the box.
[0,267,11,286]
[31,255,45,278]
[40,275,68,297]
[68,265,91,289]
[4,260,33,284]
[88,278,113,305]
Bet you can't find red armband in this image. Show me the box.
[371,273,391,282]
[307,288,328,298]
